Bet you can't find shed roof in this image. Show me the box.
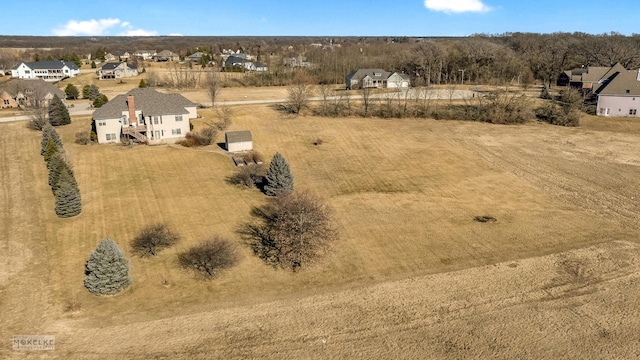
[225,130,252,143]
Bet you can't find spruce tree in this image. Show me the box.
[43,137,59,163]
[54,167,81,218]
[40,124,62,155]
[48,95,70,126]
[84,238,131,295]
[47,152,69,189]
[264,152,294,196]
[82,84,91,99]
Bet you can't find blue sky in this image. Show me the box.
[2,0,639,37]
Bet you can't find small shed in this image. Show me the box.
[225,130,253,152]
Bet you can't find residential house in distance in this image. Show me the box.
[133,50,156,60]
[224,56,267,72]
[153,50,179,62]
[187,51,206,62]
[346,69,410,90]
[97,62,138,80]
[92,88,197,144]
[225,130,253,152]
[11,60,80,82]
[594,69,640,117]
[283,53,311,68]
[0,79,65,108]
[558,63,626,94]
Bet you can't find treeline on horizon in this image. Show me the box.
[1,32,639,87]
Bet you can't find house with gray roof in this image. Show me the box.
[153,50,179,62]
[11,60,80,82]
[346,69,410,90]
[97,62,138,80]
[0,79,65,108]
[594,68,640,117]
[92,88,197,144]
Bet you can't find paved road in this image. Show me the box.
[0,88,477,123]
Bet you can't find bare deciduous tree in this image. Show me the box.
[286,72,315,114]
[131,223,180,257]
[178,237,239,279]
[242,191,337,270]
[205,71,219,107]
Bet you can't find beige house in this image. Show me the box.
[97,62,138,80]
[225,130,253,152]
[92,88,197,144]
[595,69,640,117]
[0,79,65,108]
[153,50,179,62]
[346,69,410,90]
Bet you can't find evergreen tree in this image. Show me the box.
[93,94,108,108]
[54,167,81,218]
[40,124,63,155]
[138,79,148,88]
[264,152,294,196]
[88,85,100,101]
[84,238,131,295]
[90,60,96,69]
[65,84,79,100]
[43,137,60,162]
[48,95,70,126]
[48,153,72,193]
[82,84,91,99]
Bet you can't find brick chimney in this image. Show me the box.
[127,95,136,125]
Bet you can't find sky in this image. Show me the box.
[1,0,639,37]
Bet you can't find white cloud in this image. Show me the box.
[169,33,183,36]
[120,29,158,36]
[53,18,158,36]
[424,0,491,13]
[53,18,121,36]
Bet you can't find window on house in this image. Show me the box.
[153,116,161,124]
[3,99,9,105]
[175,115,183,122]
[105,133,117,140]
[171,128,182,135]
[630,109,637,115]
[626,90,631,94]
[122,115,128,125]
[98,121,106,126]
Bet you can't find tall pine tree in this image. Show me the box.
[54,167,81,218]
[264,152,294,196]
[48,95,70,126]
[41,124,62,155]
[84,238,131,295]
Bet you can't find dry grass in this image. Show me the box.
[1,102,640,358]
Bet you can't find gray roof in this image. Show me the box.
[13,60,79,71]
[346,69,391,82]
[0,78,64,99]
[100,62,137,71]
[225,130,252,143]
[595,70,640,96]
[93,88,196,120]
[225,56,248,67]
[155,50,178,57]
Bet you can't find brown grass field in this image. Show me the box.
[1,96,640,358]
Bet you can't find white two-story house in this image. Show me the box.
[11,61,80,82]
[92,88,197,144]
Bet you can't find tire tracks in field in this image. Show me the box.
[456,133,640,230]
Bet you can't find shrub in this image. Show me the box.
[178,237,239,279]
[75,131,90,145]
[264,152,294,196]
[138,79,148,88]
[242,150,264,164]
[177,126,217,147]
[242,191,337,270]
[131,223,180,257]
[227,164,264,188]
[93,94,108,108]
[84,238,131,295]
